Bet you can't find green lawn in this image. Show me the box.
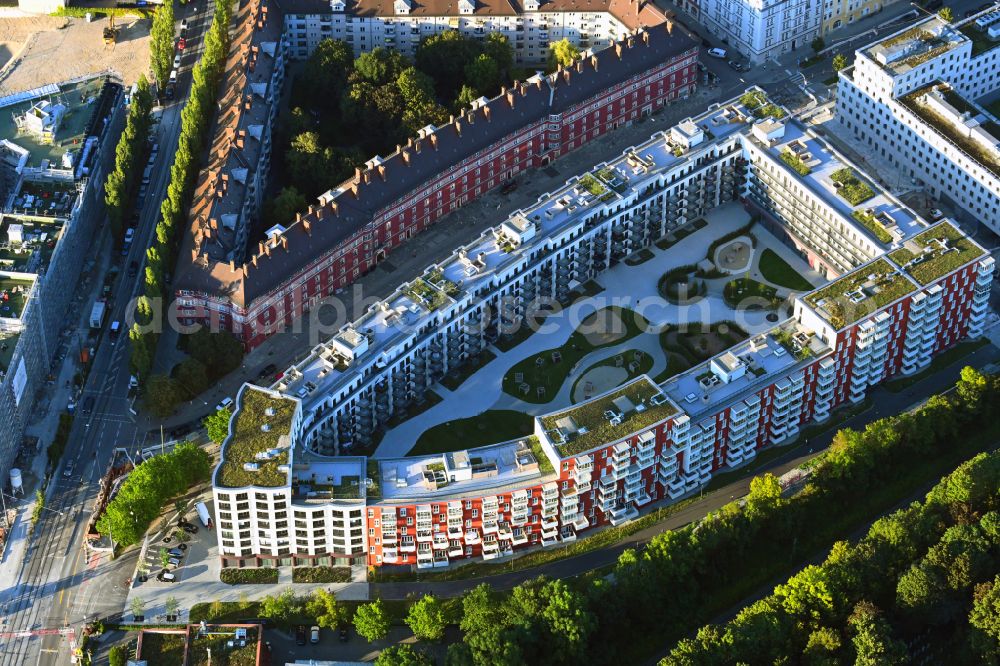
[569,350,654,399]
[723,277,782,309]
[624,248,655,266]
[138,632,187,666]
[652,352,690,383]
[757,249,814,291]
[440,351,496,391]
[501,307,649,404]
[408,409,534,456]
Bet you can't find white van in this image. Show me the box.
[216,397,233,411]
[169,69,178,84]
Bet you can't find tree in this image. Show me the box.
[803,627,842,666]
[538,579,596,659]
[145,375,184,418]
[969,577,1000,662]
[165,595,180,618]
[832,54,848,72]
[130,597,146,621]
[261,588,302,622]
[956,366,991,415]
[264,186,308,229]
[548,39,580,68]
[353,599,390,642]
[299,38,354,108]
[406,594,448,642]
[848,601,906,666]
[204,407,232,444]
[355,46,407,86]
[109,644,129,666]
[149,2,175,89]
[416,30,481,100]
[744,473,784,522]
[939,6,954,22]
[305,588,344,629]
[464,53,501,96]
[174,357,209,399]
[774,565,835,623]
[286,131,356,198]
[159,547,171,568]
[811,36,825,54]
[185,328,244,380]
[483,32,513,76]
[376,644,434,665]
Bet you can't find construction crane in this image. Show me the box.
[103,13,117,46]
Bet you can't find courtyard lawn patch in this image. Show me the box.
[624,248,655,266]
[570,350,655,400]
[440,351,496,391]
[291,566,351,583]
[220,568,278,585]
[830,167,875,206]
[137,632,187,666]
[408,410,534,456]
[659,322,749,368]
[757,249,814,291]
[501,307,650,404]
[723,277,782,310]
[188,627,260,666]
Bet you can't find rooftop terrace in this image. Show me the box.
[376,438,550,502]
[758,121,926,245]
[866,18,964,75]
[216,387,297,489]
[0,275,34,320]
[0,332,17,373]
[804,258,917,329]
[0,217,62,274]
[539,376,677,457]
[661,322,827,418]
[290,456,367,502]
[0,78,104,169]
[889,220,986,285]
[900,83,1000,179]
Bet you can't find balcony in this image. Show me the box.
[416,529,434,543]
[482,519,499,535]
[448,541,464,557]
[433,533,449,550]
[464,529,481,545]
[572,513,590,531]
[399,538,416,553]
[482,538,500,560]
[560,526,577,543]
[382,548,398,563]
[511,529,529,545]
[381,531,397,545]
[417,549,434,569]
[609,504,639,526]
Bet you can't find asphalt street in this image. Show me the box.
[0,5,212,665]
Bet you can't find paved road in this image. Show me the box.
[0,5,212,665]
[371,343,999,600]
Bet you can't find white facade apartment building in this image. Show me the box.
[211,90,993,569]
[281,0,668,62]
[836,11,1000,231]
[698,0,822,64]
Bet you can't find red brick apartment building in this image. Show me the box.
[173,1,698,349]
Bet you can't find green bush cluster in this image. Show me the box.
[291,566,352,584]
[831,167,876,206]
[220,568,279,585]
[46,413,74,468]
[95,442,211,547]
[444,367,1000,664]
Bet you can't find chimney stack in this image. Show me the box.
[402,149,411,164]
[615,43,623,59]
[591,55,598,70]
[454,120,462,136]
[303,219,311,235]
[377,164,387,181]
[430,134,438,150]
[484,105,491,121]
[355,166,363,183]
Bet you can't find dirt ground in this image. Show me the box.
[0,15,151,96]
[580,309,628,346]
[572,365,628,402]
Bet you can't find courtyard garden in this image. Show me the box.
[500,306,650,404]
[757,249,814,291]
[658,265,708,304]
[570,350,655,402]
[659,322,750,372]
[408,410,534,456]
[723,277,783,310]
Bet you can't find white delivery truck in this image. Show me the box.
[195,501,212,528]
[89,300,107,329]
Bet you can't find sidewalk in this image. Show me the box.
[157,86,741,429]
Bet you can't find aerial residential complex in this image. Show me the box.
[174,4,699,350]
[281,0,670,63]
[698,0,822,64]
[0,77,124,485]
[209,91,992,570]
[836,10,1000,231]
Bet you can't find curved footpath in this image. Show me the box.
[371,344,999,600]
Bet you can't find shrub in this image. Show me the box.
[291,566,352,583]
[220,568,279,585]
[831,167,875,206]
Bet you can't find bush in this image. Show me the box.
[220,568,279,585]
[47,413,74,468]
[109,644,129,666]
[292,566,352,583]
[705,220,757,262]
[831,167,875,206]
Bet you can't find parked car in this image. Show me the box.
[157,570,176,582]
[165,83,175,99]
[128,261,139,279]
[728,60,748,72]
[82,396,95,415]
[177,37,186,50]
[167,548,185,558]
[180,18,188,30]
[296,625,307,646]
[928,208,944,220]
[500,179,518,194]
[258,364,277,379]
[339,626,349,642]
[310,626,320,644]
[63,461,74,478]
[168,557,182,567]
[180,523,199,535]
[173,54,182,69]
[707,47,727,59]
[216,397,234,411]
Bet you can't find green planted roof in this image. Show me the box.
[804,258,916,329]
[889,221,985,285]
[217,387,297,488]
[540,377,676,457]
